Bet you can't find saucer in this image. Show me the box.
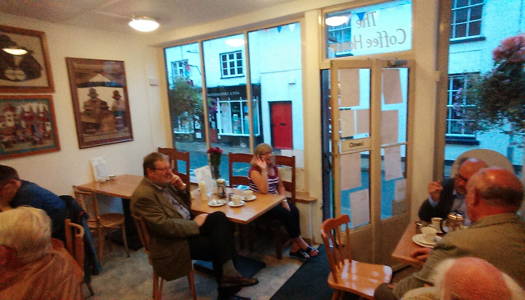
[208,200,226,207]
[228,200,245,207]
[243,195,256,202]
[412,234,437,248]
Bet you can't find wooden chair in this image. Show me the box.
[73,188,130,263]
[158,147,191,193]
[133,215,197,300]
[321,215,392,300]
[64,218,95,297]
[228,152,253,187]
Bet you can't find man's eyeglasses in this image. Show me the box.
[153,167,172,172]
[455,173,469,182]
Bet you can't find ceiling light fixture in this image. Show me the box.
[128,16,160,32]
[325,15,350,27]
[2,47,28,55]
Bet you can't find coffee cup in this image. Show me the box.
[421,226,438,243]
[231,195,242,205]
[431,217,443,232]
[243,190,254,198]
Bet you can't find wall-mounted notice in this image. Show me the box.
[394,178,406,202]
[338,69,360,107]
[383,68,402,104]
[356,109,370,134]
[381,110,398,144]
[350,189,370,226]
[340,152,362,190]
[384,146,403,180]
[340,109,356,137]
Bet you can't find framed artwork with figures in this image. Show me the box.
[66,57,133,149]
[0,25,54,93]
[0,95,60,159]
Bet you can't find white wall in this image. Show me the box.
[0,13,168,195]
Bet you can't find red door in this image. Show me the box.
[270,101,293,149]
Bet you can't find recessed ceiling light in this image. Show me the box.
[325,15,350,27]
[128,16,160,32]
[2,47,28,55]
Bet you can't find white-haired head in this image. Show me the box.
[430,257,524,300]
[0,206,52,264]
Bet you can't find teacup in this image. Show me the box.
[243,190,254,198]
[231,195,243,205]
[421,226,438,243]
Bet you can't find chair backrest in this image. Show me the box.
[65,218,85,269]
[132,214,152,253]
[158,147,191,192]
[321,214,352,283]
[228,152,253,187]
[275,155,296,203]
[451,149,514,175]
[73,188,100,223]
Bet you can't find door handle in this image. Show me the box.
[279,122,286,126]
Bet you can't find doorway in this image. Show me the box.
[323,59,414,265]
[270,101,293,149]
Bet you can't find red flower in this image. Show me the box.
[207,146,223,154]
[492,34,525,63]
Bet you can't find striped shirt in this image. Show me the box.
[248,166,280,194]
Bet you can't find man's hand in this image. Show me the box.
[193,213,208,226]
[411,248,432,262]
[169,172,186,191]
[427,181,443,202]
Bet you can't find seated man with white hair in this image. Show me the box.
[0,206,83,300]
[403,257,525,300]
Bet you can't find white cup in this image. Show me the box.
[243,190,254,198]
[421,226,438,243]
[231,195,242,205]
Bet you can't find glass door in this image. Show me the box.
[330,59,413,265]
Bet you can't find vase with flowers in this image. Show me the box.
[207,146,223,179]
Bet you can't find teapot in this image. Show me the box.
[440,212,464,233]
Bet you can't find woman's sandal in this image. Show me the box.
[305,246,319,257]
[289,249,310,261]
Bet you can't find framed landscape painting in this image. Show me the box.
[66,57,133,149]
[0,95,60,159]
[0,25,54,93]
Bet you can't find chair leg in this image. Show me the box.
[96,227,104,263]
[153,272,163,300]
[86,281,95,296]
[121,223,130,257]
[331,290,343,300]
[187,271,197,300]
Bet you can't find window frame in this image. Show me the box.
[449,0,484,41]
[445,73,479,140]
[220,50,244,78]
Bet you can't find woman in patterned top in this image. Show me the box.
[248,143,318,260]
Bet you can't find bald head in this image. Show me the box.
[433,257,523,300]
[454,158,488,195]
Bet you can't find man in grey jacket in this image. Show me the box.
[131,152,257,298]
[375,167,525,300]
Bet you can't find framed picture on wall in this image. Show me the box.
[0,95,60,159]
[66,57,133,149]
[0,25,54,93]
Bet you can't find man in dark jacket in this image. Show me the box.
[131,152,258,298]
[0,165,66,240]
[418,158,487,222]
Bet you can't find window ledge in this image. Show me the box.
[220,75,245,79]
[445,136,480,145]
[450,36,486,44]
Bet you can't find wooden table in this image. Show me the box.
[191,190,285,224]
[391,223,424,268]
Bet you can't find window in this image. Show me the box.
[450,0,483,40]
[446,74,477,137]
[171,59,188,80]
[325,0,412,58]
[220,51,243,77]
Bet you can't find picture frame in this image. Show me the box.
[0,95,60,159]
[0,25,54,93]
[66,57,133,149]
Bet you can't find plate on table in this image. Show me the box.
[412,234,438,248]
[208,200,226,207]
[228,200,245,207]
[243,195,256,202]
